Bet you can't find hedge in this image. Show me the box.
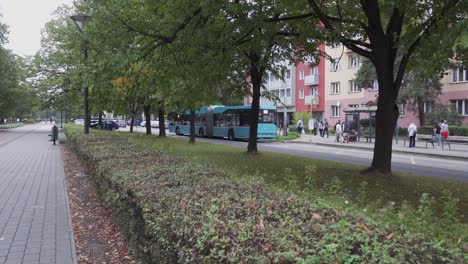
[65,127,464,263]
[399,126,468,137]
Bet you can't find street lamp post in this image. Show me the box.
[70,14,91,134]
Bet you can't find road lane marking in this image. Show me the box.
[410,156,416,165]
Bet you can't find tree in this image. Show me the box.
[356,58,443,127]
[425,104,462,126]
[398,72,442,126]
[302,0,467,173]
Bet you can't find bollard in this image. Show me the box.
[50,125,59,145]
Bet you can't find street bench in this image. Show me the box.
[403,134,437,148]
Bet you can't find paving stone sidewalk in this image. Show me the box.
[0,123,76,264]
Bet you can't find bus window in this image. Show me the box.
[259,110,277,123]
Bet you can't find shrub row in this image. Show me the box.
[398,126,468,137]
[0,123,24,129]
[65,127,464,263]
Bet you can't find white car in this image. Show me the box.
[74,119,85,125]
[140,120,159,128]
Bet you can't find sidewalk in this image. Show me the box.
[291,132,468,160]
[0,123,76,264]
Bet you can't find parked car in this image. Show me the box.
[140,120,159,128]
[90,120,119,130]
[116,120,126,128]
[127,119,142,126]
[74,119,84,125]
[140,120,170,128]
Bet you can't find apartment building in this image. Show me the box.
[245,46,468,128]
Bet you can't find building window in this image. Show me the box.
[399,104,406,116]
[452,66,467,82]
[299,89,304,99]
[451,99,468,115]
[280,89,285,98]
[423,101,433,113]
[310,66,318,75]
[286,89,291,97]
[331,82,340,95]
[299,70,305,80]
[330,59,340,71]
[331,105,340,117]
[349,55,360,68]
[349,104,358,108]
[348,80,359,93]
[310,87,318,96]
[286,69,290,79]
[270,72,275,82]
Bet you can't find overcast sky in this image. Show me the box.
[0,0,74,56]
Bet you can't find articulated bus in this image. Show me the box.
[168,105,277,140]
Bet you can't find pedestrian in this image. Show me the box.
[394,120,400,144]
[408,122,417,148]
[318,121,324,137]
[433,122,441,145]
[314,119,318,135]
[296,119,304,134]
[335,120,342,142]
[440,120,449,142]
[323,119,329,138]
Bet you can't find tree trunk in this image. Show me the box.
[158,108,166,137]
[370,76,399,174]
[143,105,151,135]
[189,109,196,144]
[247,53,264,153]
[0,117,4,124]
[417,96,425,126]
[98,113,103,129]
[83,86,89,134]
[130,116,134,133]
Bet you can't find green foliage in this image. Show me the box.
[65,126,467,263]
[275,131,300,140]
[425,104,463,126]
[0,123,24,129]
[292,111,313,129]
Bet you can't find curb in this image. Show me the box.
[281,139,468,161]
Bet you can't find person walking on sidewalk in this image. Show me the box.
[394,120,400,144]
[296,119,304,134]
[323,119,329,138]
[441,120,449,142]
[335,120,342,142]
[408,123,417,148]
[318,121,323,137]
[433,122,441,145]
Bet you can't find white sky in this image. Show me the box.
[0,0,74,56]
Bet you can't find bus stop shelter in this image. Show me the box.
[343,105,377,142]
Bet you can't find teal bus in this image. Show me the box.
[168,105,277,140]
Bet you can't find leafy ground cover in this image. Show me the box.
[0,123,24,129]
[65,126,467,263]
[274,131,301,140]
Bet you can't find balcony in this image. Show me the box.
[260,97,292,106]
[304,74,319,85]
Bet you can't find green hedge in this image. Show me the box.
[65,127,464,263]
[0,123,24,129]
[398,126,468,137]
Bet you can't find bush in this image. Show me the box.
[417,126,468,136]
[65,126,465,263]
[0,123,24,129]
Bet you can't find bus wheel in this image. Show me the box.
[228,130,235,141]
[198,128,204,137]
[175,127,181,135]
